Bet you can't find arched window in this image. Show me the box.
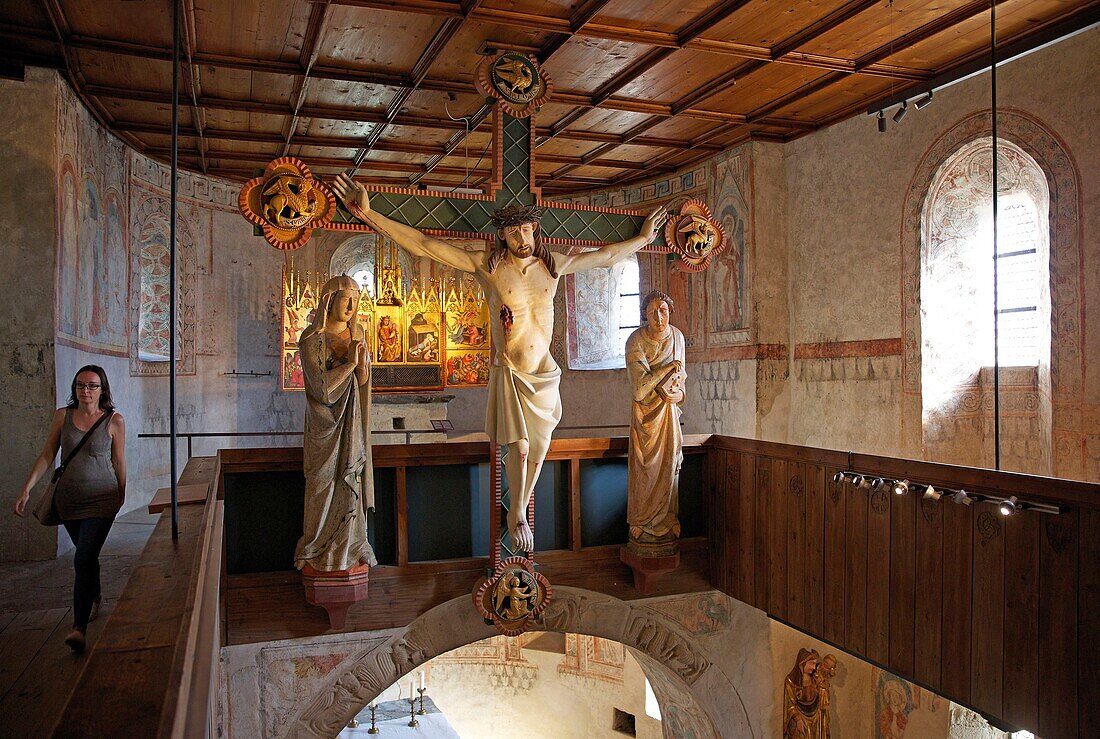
[919,136,1051,471]
[566,254,641,370]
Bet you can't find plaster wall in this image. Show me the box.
[218,590,1009,739]
[784,27,1099,473]
[0,67,59,561]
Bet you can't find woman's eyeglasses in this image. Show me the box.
[75,382,101,391]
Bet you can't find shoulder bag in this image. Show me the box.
[33,410,114,526]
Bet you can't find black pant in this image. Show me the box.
[62,517,115,631]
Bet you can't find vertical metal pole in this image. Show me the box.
[170,0,180,537]
[991,0,1001,470]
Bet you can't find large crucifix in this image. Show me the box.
[241,50,727,630]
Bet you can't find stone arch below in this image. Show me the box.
[287,587,755,738]
[899,108,1083,477]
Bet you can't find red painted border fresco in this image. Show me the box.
[794,338,903,359]
[688,343,789,362]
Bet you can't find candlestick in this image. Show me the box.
[367,702,379,734]
[416,687,427,715]
[406,695,419,728]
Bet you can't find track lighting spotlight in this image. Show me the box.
[857,475,873,490]
[952,490,973,506]
[871,478,887,493]
[832,471,846,485]
[999,496,1019,516]
[892,479,909,496]
[893,101,908,123]
[877,110,886,132]
[922,484,942,501]
[915,90,934,110]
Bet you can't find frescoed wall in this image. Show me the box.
[55,78,129,356]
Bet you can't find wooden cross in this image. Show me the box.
[323,105,664,251]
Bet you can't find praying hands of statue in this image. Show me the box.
[352,339,369,385]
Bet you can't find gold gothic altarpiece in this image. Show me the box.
[281,244,491,392]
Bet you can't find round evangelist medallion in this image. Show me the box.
[239,157,336,250]
[663,198,729,272]
[476,51,553,118]
[473,556,552,636]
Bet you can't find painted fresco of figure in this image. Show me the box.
[376,315,402,362]
[334,174,665,552]
[295,275,377,572]
[625,291,686,549]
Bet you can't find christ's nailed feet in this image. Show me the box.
[510,516,534,553]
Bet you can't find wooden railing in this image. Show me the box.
[707,436,1100,738]
[55,434,1099,737]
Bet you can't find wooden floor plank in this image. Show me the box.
[226,541,712,646]
[0,607,94,738]
[0,607,70,700]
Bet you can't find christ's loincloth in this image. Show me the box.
[485,364,562,460]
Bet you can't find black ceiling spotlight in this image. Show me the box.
[915,90,934,109]
[892,101,908,123]
[877,110,886,132]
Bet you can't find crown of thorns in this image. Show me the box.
[490,204,544,229]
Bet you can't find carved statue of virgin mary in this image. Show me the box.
[295,275,377,572]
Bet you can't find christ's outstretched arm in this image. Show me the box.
[554,206,667,275]
[333,174,480,273]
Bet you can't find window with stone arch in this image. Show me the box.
[920,137,1051,409]
[565,254,641,370]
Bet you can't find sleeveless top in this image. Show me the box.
[55,409,120,520]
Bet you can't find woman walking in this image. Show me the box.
[12,365,126,653]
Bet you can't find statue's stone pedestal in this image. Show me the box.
[620,544,680,596]
[301,564,370,629]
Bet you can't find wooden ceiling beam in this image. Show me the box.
[83,83,750,148]
[670,60,763,116]
[770,0,881,60]
[411,100,493,185]
[855,0,1009,71]
[180,0,208,173]
[152,144,660,174]
[676,0,753,46]
[537,0,615,64]
[119,121,687,170]
[746,71,845,122]
[281,0,334,156]
[591,47,676,106]
[327,0,930,80]
[3,29,816,128]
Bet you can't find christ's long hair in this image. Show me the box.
[487,226,557,278]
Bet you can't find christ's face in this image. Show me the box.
[646,299,670,333]
[501,222,537,258]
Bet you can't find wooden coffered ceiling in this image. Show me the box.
[1,0,1096,197]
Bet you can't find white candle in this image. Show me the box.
[419,670,425,690]
[409,679,415,698]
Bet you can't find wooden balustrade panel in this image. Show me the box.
[708,435,1100,737]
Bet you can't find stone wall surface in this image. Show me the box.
[784,27,1098,474]
[217,590,1010,739]
[0,68,59,561]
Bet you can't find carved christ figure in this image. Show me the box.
[334,174,665,552]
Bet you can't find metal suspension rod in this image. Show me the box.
[170,0,180,538]
[991,0,1001,470]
